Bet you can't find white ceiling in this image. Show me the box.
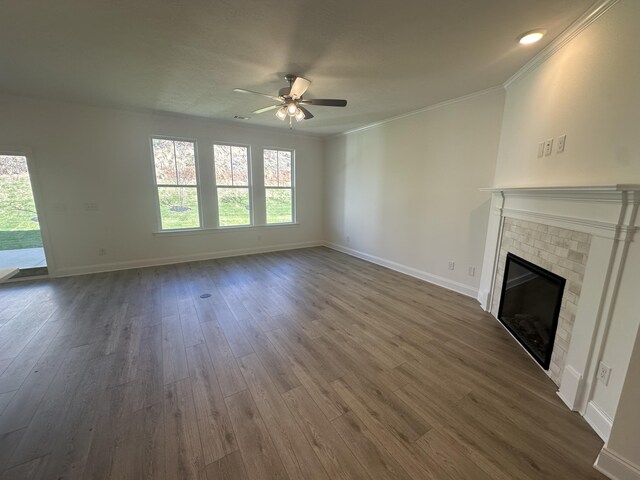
[0,0,595,135]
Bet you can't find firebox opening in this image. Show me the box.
[497,253,566,370]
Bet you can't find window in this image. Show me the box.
[263,149,294,224]
[152,138,200,230]
[214,144,251,227]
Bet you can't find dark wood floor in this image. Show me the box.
[0,247,605,479]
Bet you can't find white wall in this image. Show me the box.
[0,94,324,276]
[492,0,640,435]
[600,323,640,476]
[494,0,640,186]
[324,89,505,296]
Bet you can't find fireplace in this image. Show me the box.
[478,185,640,442]
[497,252,565,370]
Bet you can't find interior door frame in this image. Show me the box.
[0,146,56,276]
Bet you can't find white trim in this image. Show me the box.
[585,401,613,441]
[334,86,504,137]
[152,222,301,237]
[480,184,640,196]
[595,447,640,480]
[558,365,584,410]
[504,0,620,88]
[323,241,478,298]
[0,268,18,283]
[501,208,637,241]
[53,240,322,277]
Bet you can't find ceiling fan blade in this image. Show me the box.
[252,104,281,114]
[300,98,347,107]
[298,105,314,120]
[233,88,281,102]
[289,76,311,99]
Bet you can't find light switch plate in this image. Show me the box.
[557,134,566,153]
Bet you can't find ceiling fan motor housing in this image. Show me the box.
[278,87,291,98]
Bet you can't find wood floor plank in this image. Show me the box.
[0,454,50,480]
[237,353,328,480]
[283,386,371,480]
[164,378,206,480]
[211,302,254,358]
[0,429,25,472]
[0,299,58,360]
[0,337,85,439]
[333,377,454,480]
[185,343,237,464]
[35,352,115,480]
[224,389,289,480]
[266,329,348,421]
[201,321,246,397]
[161,315,189,385]
[205,451,249,480]
[0,320,63,394]
[417,428,494,480]
[108,403,165,480]
[331,411,412,480]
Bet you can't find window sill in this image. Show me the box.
[153,223,300,237]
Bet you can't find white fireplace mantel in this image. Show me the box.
[478,184,640,441]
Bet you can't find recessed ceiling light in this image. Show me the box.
[518,30,546,45]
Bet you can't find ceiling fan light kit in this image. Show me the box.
[234,74,347,128]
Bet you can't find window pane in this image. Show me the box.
[218,188,250,226]
[153,139,177,185]
[231,146,249,185]
[174,141,197,185]
[158,187,200,229]
[278,151,292,187]
[264,149,278,187]
[266,188,292,224]
[214,144,232,185]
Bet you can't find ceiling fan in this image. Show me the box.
[234,74,347,125]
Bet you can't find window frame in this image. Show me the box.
[212,141,254,228]
[150,136,203,232]
[262,147,296,225]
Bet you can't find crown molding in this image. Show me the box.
[333,85,504,138]
[503,0,620,88]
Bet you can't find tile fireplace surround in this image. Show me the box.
[478,185,640,442]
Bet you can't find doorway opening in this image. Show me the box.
[0,154,48,276]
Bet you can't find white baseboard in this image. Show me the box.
[595,447,640,480]
[585,401,613,442]
[558,364,584,411]
[477,288,491,311]
[323,241,478,298]
[54,240,323,277]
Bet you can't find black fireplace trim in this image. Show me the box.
[497,252,566,370]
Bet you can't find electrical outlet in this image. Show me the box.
[557,134,566,153]
[448,261,455,271]
[468,266,476,277]
[544,138,553,156]
[597,362,611,386]
[537,142,545,158]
